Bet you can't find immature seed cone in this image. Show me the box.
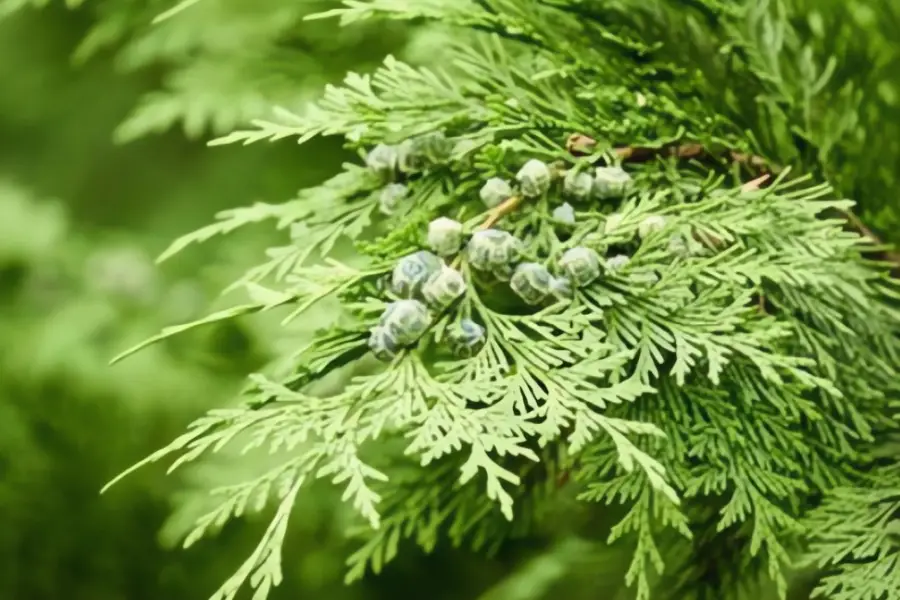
[427,217,464,257]
[379,183,408,215]
[391,251,443,297]
[593,166,632,199]
[511,262,554,304]
[368,326,399,362]
[552,202,576,224]
[396,139,418,173]
[412,131,453,164]
[563,170,594,201]
[604,213,624,234]
[559,247,601,287]
[516,159,552,197]
[365,143,399,177]
[550,276,573,300]
[668,232,695,257]
[638,215,667,239]
[379,299,431,346]
[396,132,453,173]
[467,229,523,278]
[422,265,466,309]
[479,177,513,208]
[605,254,631,273]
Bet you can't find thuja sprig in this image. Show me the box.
[100,11,900,599]
[104,133,898,600]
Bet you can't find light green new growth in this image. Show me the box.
[102,2,900,600]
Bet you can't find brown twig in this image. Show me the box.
[740,174,771,192]
[566,132,899,268]
[567,134,772,172]
[481,194,525,230]
[840,208,900,265]
[842,209,876,241]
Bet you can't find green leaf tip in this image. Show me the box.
[109,300,291,365]
[152,0,205,24]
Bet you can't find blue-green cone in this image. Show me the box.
[427,217,464,257]
[550,276,573,299]
[637,215,667,239]
[559,247,601,287]
[368,326,399,362]
[379,183,408,215]
[605,254,631,273]
[365,143,399,177]
[466,229,523,276]
[593,166,632,199]
[422,265,466,309]
[516,159,552,197]
[553,202,576,224]
[390,251,443,297]
[379,299,431,346]
[447,319,486,358]
[479,177,513,208]
[563,170,593,200]
[511,262,554,304]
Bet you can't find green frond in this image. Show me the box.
[97,1,900,600]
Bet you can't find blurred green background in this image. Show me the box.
[1,2,899,600]
[0,3,402,599]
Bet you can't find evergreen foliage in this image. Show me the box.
[0,0,404,142]
[100,1,900,600]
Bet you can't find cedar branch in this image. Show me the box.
[566,133,899,267]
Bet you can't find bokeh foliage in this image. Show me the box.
[0,3,387,599]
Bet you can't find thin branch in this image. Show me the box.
[566,132,899,267]
[741,174,770,192]
[843,209,890,250]
[480,195,525,230]
[843,209,900,266]
[567,134,771,171]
